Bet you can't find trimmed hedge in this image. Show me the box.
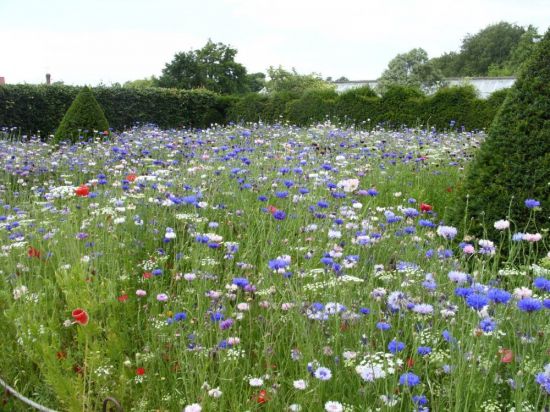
[0,83,509,138]
[449,28,550,244]
[54,87,109,143]
[0,85,225,137]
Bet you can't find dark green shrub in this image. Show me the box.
[54,87,109,143]
[286,89,338,124]
[450,29,550,240]
[379,85,425,128]
[426,85,478,129]
[335,87,379,125]
[227,93,269,123]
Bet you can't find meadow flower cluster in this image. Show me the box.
[0,123,548,411]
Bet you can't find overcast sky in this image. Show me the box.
[1,0,548,85]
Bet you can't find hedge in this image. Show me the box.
[0,85,225,137]
[0,83,509,138]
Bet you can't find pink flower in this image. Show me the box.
[463,244,475,254]
[136,289,147,297]
[156,293,169,302]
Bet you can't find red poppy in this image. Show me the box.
[28,246,41,258]
[420,203,432,213]
[143,272,152,279]
[406,357,415,368]
[75,185,90,197]
[267,205,278,215]
[136,367,145,376]
[118,294,129,302]
[499,348,513,363]
[71,308,89,326]
[256,389,269,404]
[446,187,453,193]
[126,173,137,182]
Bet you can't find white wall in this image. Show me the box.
[333,77,516,98]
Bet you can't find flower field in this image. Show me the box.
[0,124,548,412]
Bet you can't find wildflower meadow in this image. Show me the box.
[0,123,549,412]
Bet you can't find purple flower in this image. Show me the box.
[524,199,540,209]
[376,322,391,331]
[219,318,234,330]
[273,210,286,220]
[533,277,550,292]
[479,318,496,332]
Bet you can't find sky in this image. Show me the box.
[1,0,549,86]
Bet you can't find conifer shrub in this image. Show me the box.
[450,29,550,240]
[54,87,109,143]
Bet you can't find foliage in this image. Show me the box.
[123,76,158,89]
[286,88,338,124]
[377,48,444,94]
[54,87,109,143]
[0,85,226,136]
[264,66,334,97]
[157,40,264,94]
[431,22,540,77]
[451,28,550,242]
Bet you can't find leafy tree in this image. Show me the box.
[377,48,444,94]
[123,76,158,88]
[459,22,525,76]
[157,40,264,94]
[450,28,550,243]
[54,87,109,143]
[264,66,334,97]
[488,25,542,76]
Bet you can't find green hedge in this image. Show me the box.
[0,85,225,137]
[227,85,508,130]
[0,83,509,137]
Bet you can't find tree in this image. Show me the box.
[459,22,526,76]
[450,28,550,244]
[377,48,444,94]
[157,40,264,94]
[264,66,334,96]
[124,76,158,88]
[54,87,109,143]
[488,25,542,76]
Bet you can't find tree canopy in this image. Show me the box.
[264,66,334,96]
[157,40,265,94]
[377,48,444,94]
[431,22,541,77]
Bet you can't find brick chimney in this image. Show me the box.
[46,73,51,85]
[0,77,5,85]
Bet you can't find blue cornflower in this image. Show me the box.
[388,340,405,353]
[533,277,550,292]
[317,200,329,208]
[487,288,512,304]
[512,232,525,241]
[442,330,456,343]
[298,187,309,195]
[418,219,435,228]
[413,395,428,406]
[275,191,288,198]
[232,277,249,288]
[359,307,370,315]
[517,298,543,313]
[524,199,540,209]
[479,318,497,332]
[152,268,163,276]
[399,372,421,386]
[210,312,224,322]
[466,293,489,310]
[543,299,550,310]
[455,287,473,298]
[173,312,187,321]
[417,346,432,356]
[273,210,286,220]
[376,321,391,331]
[367,188,378,196]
